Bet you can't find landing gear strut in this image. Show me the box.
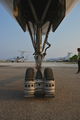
[24,22,55,97]
[13,0,66,97]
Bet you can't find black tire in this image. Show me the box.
[25,68,34,81]
[44,68,54,81]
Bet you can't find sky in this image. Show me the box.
[0,2,80,61]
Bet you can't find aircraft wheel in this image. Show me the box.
[44,68,55,97]
[25,68,34,81]
[44,68,54,80]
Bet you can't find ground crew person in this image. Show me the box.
[76,48,80,74]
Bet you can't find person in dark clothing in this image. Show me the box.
[76,48,80,74]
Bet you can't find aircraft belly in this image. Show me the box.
[0,0,80,34]
[0,0,80,16]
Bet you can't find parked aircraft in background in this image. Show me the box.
[19,55,29,62]
[6,51,30,62]
[46,52,72,62]
[6,56,24,62]
[23,55,29,62]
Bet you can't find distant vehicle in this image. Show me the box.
[46,52,72,62]
[6,51,29,62]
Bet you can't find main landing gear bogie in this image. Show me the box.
[24,67,55,97]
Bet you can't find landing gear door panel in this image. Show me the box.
[52,0,66,32]
[13,0,26,32]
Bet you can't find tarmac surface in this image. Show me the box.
[0,62,80,120]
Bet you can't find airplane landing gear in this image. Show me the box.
[24,22,55,97]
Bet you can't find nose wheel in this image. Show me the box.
[24,67,55,97]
